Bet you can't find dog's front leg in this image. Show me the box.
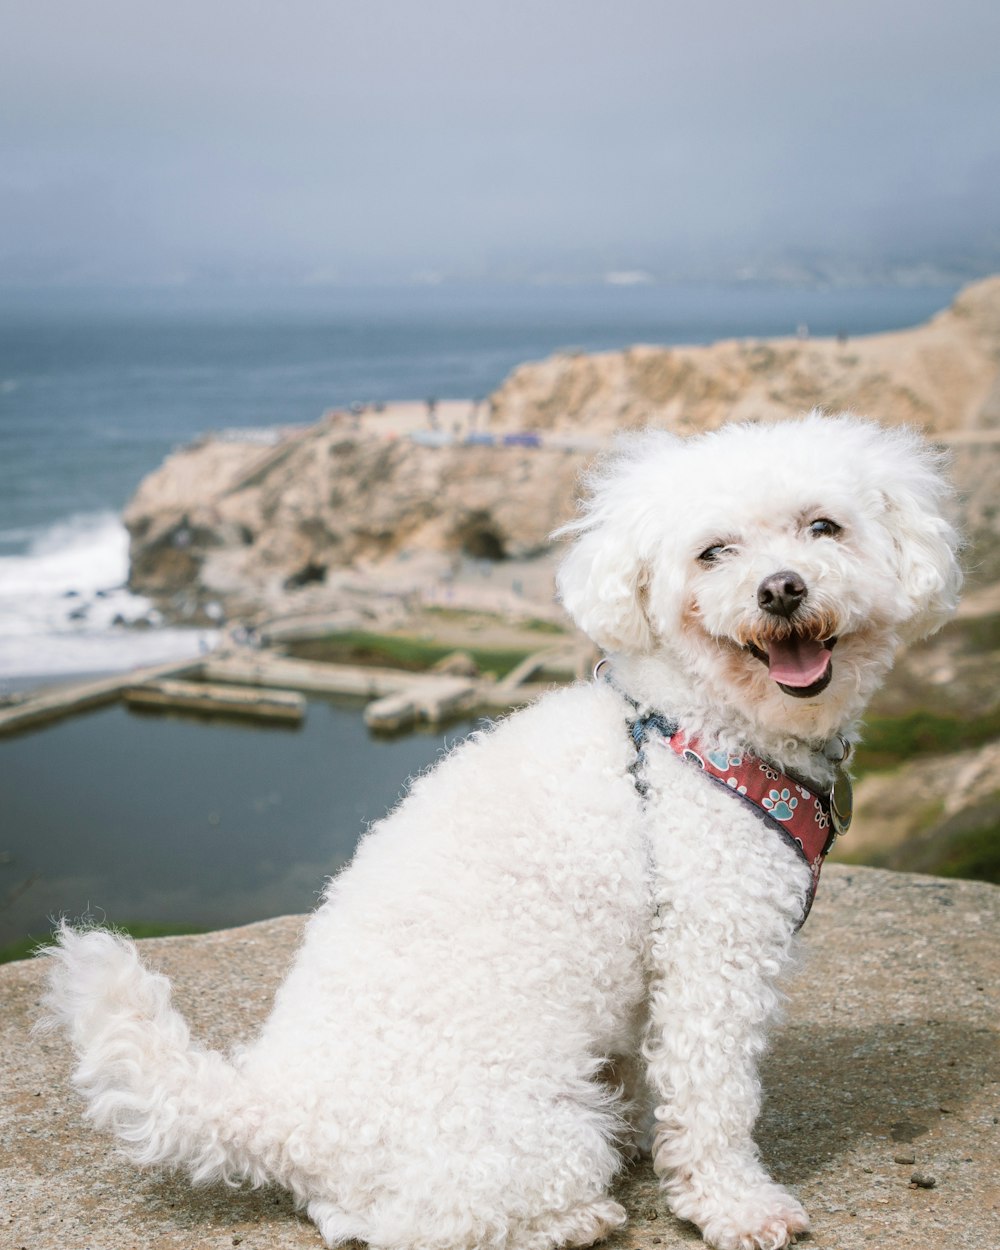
[642,823,809,1250]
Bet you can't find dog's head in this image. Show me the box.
[556,414,962,733]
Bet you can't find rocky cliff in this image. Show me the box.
[488,275,1000,434]
[125,430,589,623]
[123,277,1000,627]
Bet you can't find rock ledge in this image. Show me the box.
[2,865,997,1250]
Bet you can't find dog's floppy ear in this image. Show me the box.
[877,430,963,642]
[554,433,678,654]
[555,524,654,653]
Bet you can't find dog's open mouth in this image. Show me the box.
[745,634,838,698]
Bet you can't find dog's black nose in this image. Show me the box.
[757,569,808,617]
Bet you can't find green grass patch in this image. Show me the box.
[0,921,206,965]
[834,798,947,871]
[926,822,1000,883]
[939,611,1000,655]
[287,630,533,678]
[520,618,567,635]
[878,813,1000,885]
[420,607,567,635]
[854,709,1000,773]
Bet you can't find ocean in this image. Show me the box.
[0,280,959,684]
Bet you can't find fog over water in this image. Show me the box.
[2,1,999,285]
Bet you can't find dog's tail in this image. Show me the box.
[39,923,269,1187]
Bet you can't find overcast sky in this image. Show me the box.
[2,0,998,285]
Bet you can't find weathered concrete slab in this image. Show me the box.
[2,866,997,1250]
[364,676,477,731]
[124,678,306,723]
[0,658,204,737]
[203,653,426,698]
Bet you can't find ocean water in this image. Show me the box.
[0,281,959,682]
[0,694,480,951]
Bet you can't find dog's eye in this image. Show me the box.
[808,518,842,538]
[698,544,729,563]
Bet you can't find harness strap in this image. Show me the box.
[600,662,845,928]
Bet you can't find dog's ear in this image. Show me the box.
[553,434,679,654]
[555,524,654,653]
[877,432,963,643]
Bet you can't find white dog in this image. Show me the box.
[43,414,961,1250]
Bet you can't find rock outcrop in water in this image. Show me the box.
[123,276,1000,626]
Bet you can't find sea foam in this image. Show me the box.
[0,512,216,687]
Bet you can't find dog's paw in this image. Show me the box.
[521,1198,628,1250]
[697,1190,809,1250]
[306,1199,368,1248]
[617,1133,653,1167]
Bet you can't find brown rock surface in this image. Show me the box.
[2,866,997,1250]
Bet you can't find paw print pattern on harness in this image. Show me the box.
[761,788,798,821]
[707,748,744,771]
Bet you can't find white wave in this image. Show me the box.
[1,512,132,598]
[0,512,217,684]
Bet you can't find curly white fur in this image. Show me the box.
[41,414,961,1250]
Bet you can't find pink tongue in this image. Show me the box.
[767,636,831,687]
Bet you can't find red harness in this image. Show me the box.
[646,724,838,922]
[597,662,851,925]
[616,699,850,929]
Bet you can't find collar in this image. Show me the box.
[597,660,852,926]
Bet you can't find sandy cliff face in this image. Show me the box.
[124,276,1000,624]
[488,275,1000,435]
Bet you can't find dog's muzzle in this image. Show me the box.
[749,569,836,697]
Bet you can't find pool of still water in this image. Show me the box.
[0,696,480,953]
